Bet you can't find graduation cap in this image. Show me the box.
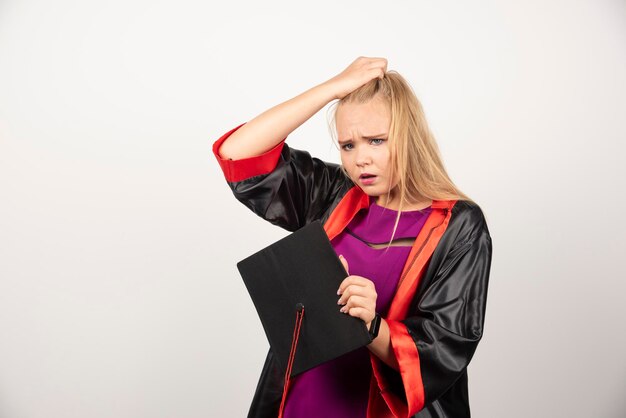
[237,220,372,414]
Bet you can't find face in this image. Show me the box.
[335,98,399,206]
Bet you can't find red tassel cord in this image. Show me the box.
[278,303,305,418]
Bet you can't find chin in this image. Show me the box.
[358,188,384,198]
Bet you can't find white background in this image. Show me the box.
[1,0,625,417]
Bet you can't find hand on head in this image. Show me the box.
[326,56,388,100]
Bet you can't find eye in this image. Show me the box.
[340,143,354,151]
[370,138,384,145]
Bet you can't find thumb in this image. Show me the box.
[339,254,349,274]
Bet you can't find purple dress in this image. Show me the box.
[283,196,432,418]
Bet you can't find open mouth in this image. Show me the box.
[359,174,377,184]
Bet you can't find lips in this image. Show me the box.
[359,173,377,185]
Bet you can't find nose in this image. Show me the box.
[355,147,372,167]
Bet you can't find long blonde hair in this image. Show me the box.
[327,71,473,246]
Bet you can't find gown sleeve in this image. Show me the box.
[371,205,493,417]
[212,123,351,232]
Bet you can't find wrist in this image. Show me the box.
[367,312,381,340]
[317,79,342,101]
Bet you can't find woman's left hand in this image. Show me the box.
[337,255,377,329]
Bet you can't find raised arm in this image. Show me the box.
[217,57,388,160]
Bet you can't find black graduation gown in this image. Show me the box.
[213,124,493,418]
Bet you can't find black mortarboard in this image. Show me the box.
[237,220,372,378]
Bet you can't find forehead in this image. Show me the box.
[335,99,390,139]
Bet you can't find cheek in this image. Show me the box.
[375,151,392,174]
[340,154,354,171]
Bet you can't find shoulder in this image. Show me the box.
[444,200,491,248]
[450,200,487,226]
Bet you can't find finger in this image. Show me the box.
[337,276,374,295]
[339,295,374,312]
[366,59,387,78]
[364,57,387,65]
[362,65,384,80]
[338,254,349,274]
[337,284,376,305]
[337,277,373,298]
[373,65,386,79]
[343,306,372,323]
[366,58,387,69]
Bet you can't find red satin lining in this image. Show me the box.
[323,186,371,241]
[367,319,426,417]
[212,123,286,182]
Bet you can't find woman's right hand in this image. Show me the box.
[324,57,388,100]
[216,57,386,161]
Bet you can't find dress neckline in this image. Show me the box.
[369,196,432,214]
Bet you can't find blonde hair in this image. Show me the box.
[327,71,473,247]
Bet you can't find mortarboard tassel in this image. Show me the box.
[278,303,305,418]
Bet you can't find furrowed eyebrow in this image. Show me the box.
[338,134,387,145]
[362,133,387,139]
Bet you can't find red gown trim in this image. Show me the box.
[212,122,285,182]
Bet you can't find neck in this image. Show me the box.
[375,194,432,211]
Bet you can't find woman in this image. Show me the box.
[212,57,492,418]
